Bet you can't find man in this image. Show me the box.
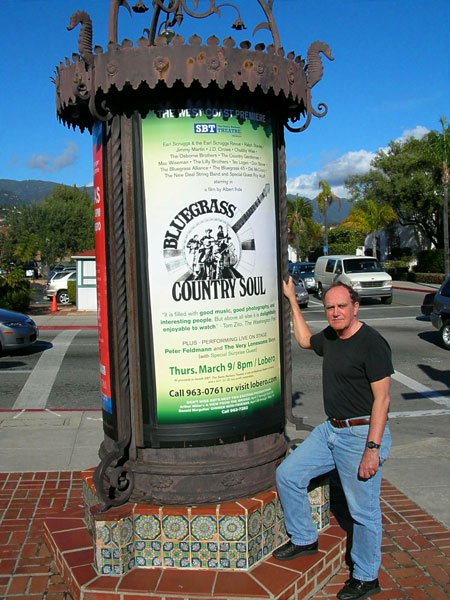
[274,279,393,600]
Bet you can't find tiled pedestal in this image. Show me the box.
[44,467,346,600]
[81,468,330,574]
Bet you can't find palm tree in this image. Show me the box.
[342,199,397,258]
[287,195,313,261]
[315,180,340,254]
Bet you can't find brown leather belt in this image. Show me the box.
[329,417,370,428]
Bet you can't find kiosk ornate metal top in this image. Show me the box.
[54,0,333,133]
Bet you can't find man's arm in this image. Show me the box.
[358,376,391,479]
[283,277,313,349]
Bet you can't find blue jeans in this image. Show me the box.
[276,419,391,581]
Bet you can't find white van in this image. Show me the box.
[314,255,393,304]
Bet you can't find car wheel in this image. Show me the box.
[317,283,324,299]
[440,320,450,350]
[57,290,70,305]
[381,295,393,305]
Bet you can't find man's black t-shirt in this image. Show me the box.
[310,322,394,419]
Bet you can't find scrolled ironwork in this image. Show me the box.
[93,448,135,510]
[93,116,134,511]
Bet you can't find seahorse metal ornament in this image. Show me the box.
[67,10,94,66]
[286,40,334,133]
[67,10,112,122]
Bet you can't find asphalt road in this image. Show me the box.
[2,287,447,415]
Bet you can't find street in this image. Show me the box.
[1,288,448,415]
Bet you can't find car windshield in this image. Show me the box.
[343,259,383,274]
[298,264,315,274]
[52,272,68,280]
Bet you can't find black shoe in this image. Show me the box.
[272,540,318,561]
[337,577,380,600]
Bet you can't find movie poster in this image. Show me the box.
[142,107,281,425]
[93,122,112,414]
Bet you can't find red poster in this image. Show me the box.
[93,123,112,413]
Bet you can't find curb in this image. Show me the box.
[393,285,437,293]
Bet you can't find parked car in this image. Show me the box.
[46,265,75,286]
[45,270,76,305]
[421,292,437,316]
[292,276,309,308]
[23,260,40,279]
[314,255,392,303]
[289,262,316,292]
[430,276,450,349]
[0,308,38,352]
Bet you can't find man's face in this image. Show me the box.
[323,286,359,334]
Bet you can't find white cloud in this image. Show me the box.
[287,149,375,198]
[287,125,430,198]
[395,125,429,143]
[26,141,78,173]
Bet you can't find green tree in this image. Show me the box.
[2,205,43,267]
[315,180,340,254]
[4,185,94,271]
[39,185,94,266]
[327,226,365,255]
[341,199,397,258]
[345,127,449,251]
[287,195,313,261]
[423,117,449,276]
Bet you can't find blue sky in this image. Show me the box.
[0,0,448,199]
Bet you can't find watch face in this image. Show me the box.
[367,441,380,449]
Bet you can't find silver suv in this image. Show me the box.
[430,276,450,350]
[45,270,76,305]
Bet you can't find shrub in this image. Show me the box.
[383,260,409,280]
[415,249,449,273]
[389,247,412,261]
[0,269,32,312]
[68,279,76,304]
[411,272,445,284]
[328,227,364,256]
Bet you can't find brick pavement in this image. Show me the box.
[0,473,449,599]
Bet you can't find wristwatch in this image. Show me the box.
[366,441,381,450]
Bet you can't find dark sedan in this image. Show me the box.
[430,276,450,349]
[421,292,436,316]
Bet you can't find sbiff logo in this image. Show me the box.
[194,123,217,133]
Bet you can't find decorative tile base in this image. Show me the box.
[44,512,345,600]
[81,468,330,575]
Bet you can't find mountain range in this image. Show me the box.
[287,193,351,225]
[0,179,351,225]
[0,179,94,206]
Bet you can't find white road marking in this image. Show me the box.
[12,330,80,409]
[392,370,450,409]
[389,409,450,418]
[45,408,61,417]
